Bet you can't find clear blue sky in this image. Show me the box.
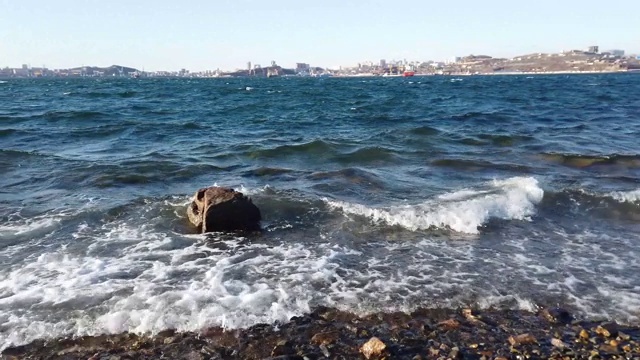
[1,0,638,71]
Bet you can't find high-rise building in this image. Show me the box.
[296,63,310,72]
[588,46,599,54]
[608,50,625,57]
[247,62,252,70]
[380,59,387,68]
[271,60,277,67]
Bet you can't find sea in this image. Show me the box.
[1,74,639,350]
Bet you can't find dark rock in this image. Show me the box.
[186,186,261,233]
[271,340,294,357]
[310,331,339,345]
[595,323,618,338]
[540,307,573,324]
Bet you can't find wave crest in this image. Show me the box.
[326,177,544,234]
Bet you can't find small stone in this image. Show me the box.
[437,319,460,330]
[541,308,573,324]
[595,323,618,338]
[163,337,175,345]
[552,338,567,349]
[360,337,386,359]
[271,340,293,357]
[579,329,590,340]
[617,331,630,341]
[599,344,620,354]
[449,347,462,359]
[469,343,479,349]
[609,339,618,347]
[311,331,339,345]
[622,344,631,352]
[319,344,330,358]
[428,347,440,357]
[185,351,204,360]
[508,333,537,346]
[596,326,611,338]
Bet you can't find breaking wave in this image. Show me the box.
[326,176,544,234]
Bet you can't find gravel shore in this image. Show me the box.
[3,307,639,359]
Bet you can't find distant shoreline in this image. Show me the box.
[335,69,636,78]
[1,69,638,80]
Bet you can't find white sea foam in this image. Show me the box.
[326,177,544,234]
[3,179,640,351]
[2,221,639,350]
[0,216,62,237]
[607,189,640,203]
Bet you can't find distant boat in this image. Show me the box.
[403,70,415,77]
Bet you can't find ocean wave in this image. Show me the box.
[333,146,397,164]
[42,110,109,121]
[247,140,337,159]
[0,129,17,137]
[540,153,640,168]
[326,176,544,234]
[431,158,532,172]
[243,166,296,178]
[608,189,640,203]
[408,125,441,136]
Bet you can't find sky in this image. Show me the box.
[1,0,638,71]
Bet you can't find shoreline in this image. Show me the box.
[333,69,634,78]
[3,306,639,359]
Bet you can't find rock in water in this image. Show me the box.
[187,186,261,233]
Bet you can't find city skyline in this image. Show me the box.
[2,0,639,72]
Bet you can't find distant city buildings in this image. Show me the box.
[296,63,310,74]
[607,49,625,57]
[2,45,639,78]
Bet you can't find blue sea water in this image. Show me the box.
[1,74,640,349]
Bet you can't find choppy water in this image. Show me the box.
[1,74,640,350]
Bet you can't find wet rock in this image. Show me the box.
[595,323,618,338]
[4,307,640,359]
[319,343,330,358]
[186,186,261,233]
[448,346,462,359]
[360,337,386,359]
[600,343,620,354]
[437,318,460,330]
[618,331,631,341]
[271,340,294,357]
[579,329,590,340]
[540,307,573,324]
[310,331,339,345]
[508,333,537,346]
[551,338,567,349]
